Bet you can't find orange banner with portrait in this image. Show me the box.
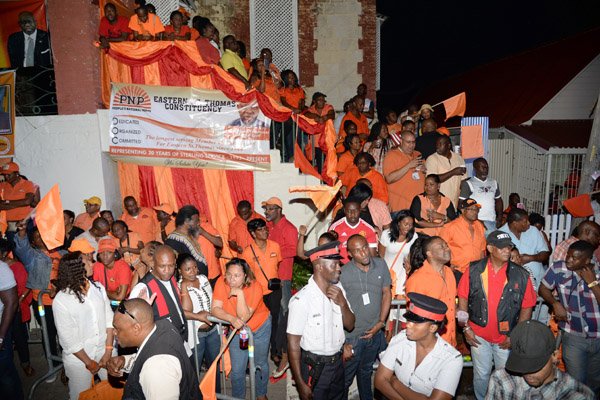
[0,71,16,157]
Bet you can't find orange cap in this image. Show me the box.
[153,203,175,215]
[68,238,95,254]
[98,238,118,253]
[0,162,19,174]
[261,197,282,208]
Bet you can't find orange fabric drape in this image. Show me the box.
[153,166,178,212]
[118,162,141,200]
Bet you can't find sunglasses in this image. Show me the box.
[117,301,137,322]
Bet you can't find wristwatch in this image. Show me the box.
[588,280,599,288]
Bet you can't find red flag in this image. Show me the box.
[563,193,594,217]
[442,92,466,120]
[34,185,65,249]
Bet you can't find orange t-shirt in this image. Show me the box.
[337,151,356,176]
[405,260,457,346]
[341,168,389,204]
[279,86,305,109]
[439,217,486,273]
[74,212,100,232]
[32,251,61,306]
[116,232,143,266]
[120,207,158,244]
[197,220,223,280]
[251,76,280,102]
[412,194,453,237]
[382,149,426,212]
[228,212,264,255]
[128,13,165,36]
[336,112,370,152]
[92,259,133,295]
[0,179,36,221]
[212,278,270,331]
[241,240,282,295]
[163,24,192,39]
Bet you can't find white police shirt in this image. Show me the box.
[287,275,350,356]
[380,331,463,397]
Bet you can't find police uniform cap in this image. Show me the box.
[305,241,343,261]
[404,292,448,323]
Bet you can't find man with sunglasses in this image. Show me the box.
[107,298,199,399]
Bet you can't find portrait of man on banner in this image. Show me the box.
[228,101,269,128]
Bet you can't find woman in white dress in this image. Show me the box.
[52,251,114,399]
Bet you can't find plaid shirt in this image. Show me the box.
[541,261,600,338]
[486,368,594,399]
[552,236,578,262]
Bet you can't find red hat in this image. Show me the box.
[0,162,19,174]
[98,238,117,253]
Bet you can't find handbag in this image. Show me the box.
[79,378,124,400]
[250,245,281,291]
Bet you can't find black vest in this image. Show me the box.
[140,273,188,341]
[123,320,199,400]
[467,258,531,335]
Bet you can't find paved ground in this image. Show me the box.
[18,328,474,399]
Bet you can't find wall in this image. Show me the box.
[13,113,120,215]
[532,54,600,121]
[194,0,250,51]
[47,0,101,115]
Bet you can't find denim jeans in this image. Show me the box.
[471,334,510,400]
[193,328,221,393]
[280,279,292,315]
[562,331,600,395]
[0,327,24,400]
[343,330,386,400]
[482,220,497,235]
[229,316,271,398]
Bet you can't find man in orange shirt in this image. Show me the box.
[228,200,264,255]
[0,162,39,237]
[439,198,486,273]
[153,203,176,242]
[120,196,158,244]
[383,130,426,212]
[196,213,224,284]
[74,196,101,231]
[242,218,282,361]
[128,5,164,41]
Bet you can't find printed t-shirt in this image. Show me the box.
[405,260,457,346]
[383,149,425,212]
[212,278,269,331]
[93,259,133,295]
[242,240,282,295]
[0,178,37,221]
[457,261,537,343]
[98,16,131,38]
[329,218,378,264]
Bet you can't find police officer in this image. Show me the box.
[375,292,463,399]
[287,241,355,400]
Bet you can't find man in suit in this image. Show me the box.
[7,11,53,68]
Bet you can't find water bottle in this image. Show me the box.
[239,328,249,350]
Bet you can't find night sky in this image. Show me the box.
[376,0,600,113]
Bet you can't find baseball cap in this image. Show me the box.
[419,104,434,113]
[0,162,19,174]
[305,241,343,262]
[486,230,514,248]
[98,238,117,253]
[460,198,481,209]
[404,292,448,323]
[83,196,102,206]
[68,238,95,254]
[261,197,282,208]
[153,203,174,215]
[505,320,555,374]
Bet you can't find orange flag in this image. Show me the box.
[294,142,322,180]
[289,181,342,212]
[200,330,237,400]
[0,211,6,235]
[442,92,466,120]
[34,185,65,250]
[563,193,594,217]
[323,120,338,182]
[460,125,484,159]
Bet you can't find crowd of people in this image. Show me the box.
[2,2,600,400]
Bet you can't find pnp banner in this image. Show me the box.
[0,0,47,68]
[0,70,16,156]
[109,83,271,171]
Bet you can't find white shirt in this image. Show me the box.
[380,331,463,397]
[23,30,38,67]
[122,325,182,400]
[179,275,213,349]
[53,282,113,356]
[425,151,467,207]
[460,176,501,222]
[287,276,350,355]
[0,262,16,322]
[379,231,417,296]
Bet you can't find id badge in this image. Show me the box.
[362,293,370,305]
[412,171,420,180]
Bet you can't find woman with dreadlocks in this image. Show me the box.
[52,252,115,399]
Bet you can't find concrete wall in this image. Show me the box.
[194,0,250,51]
[532,54,600,121]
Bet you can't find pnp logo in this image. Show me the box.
[113,86,151,110]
